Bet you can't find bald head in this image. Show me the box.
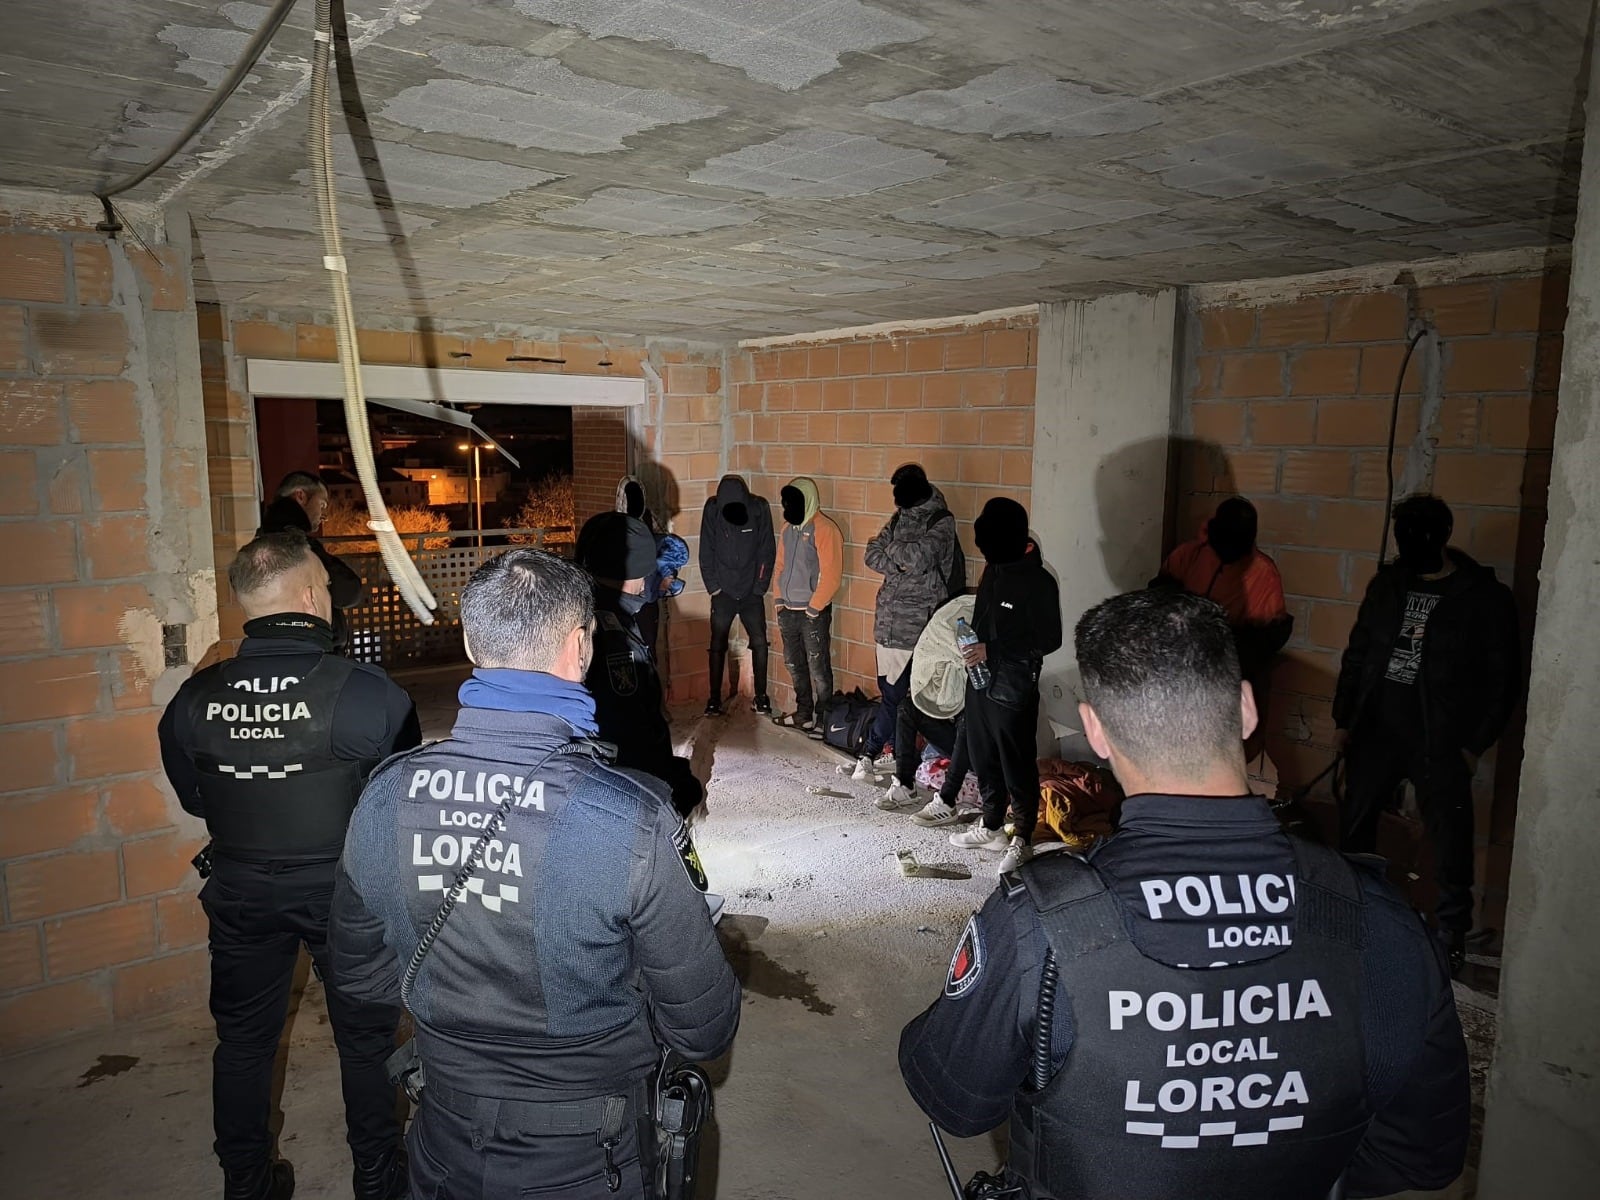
[228,531,332,622]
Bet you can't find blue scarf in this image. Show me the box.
[458,668,598,736]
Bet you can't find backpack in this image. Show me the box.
[940,511,967,600]
[821,689,879,758]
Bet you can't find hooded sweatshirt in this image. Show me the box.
[774,477,844,612]
[864,485,959,650]
[615,474,656,534]
[972,536,1063,709]
[698,475,775,600]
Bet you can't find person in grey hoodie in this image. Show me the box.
[772,477,844,737]
[698,474,776,717]
[863,463,962,772]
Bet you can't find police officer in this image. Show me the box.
[900,589,1469,1200]
[577,511,704,819]
[259,470,364,651]
[328,548,741,1199]
[158,529,419,1200]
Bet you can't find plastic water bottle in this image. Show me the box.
[955,618,990,691]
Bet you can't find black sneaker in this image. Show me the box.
[753,694,773,716]
[704,699,725,717]
[224,1160,294,1200]
[353,1147,408,1200]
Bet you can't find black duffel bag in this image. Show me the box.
[820,689,878,758]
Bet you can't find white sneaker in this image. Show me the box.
[703,892,726,925]
[851,756,874,781]
[876,781,918,811]
[997,837,1033,875]
[949,825,1008,851]
[911,798,961,827]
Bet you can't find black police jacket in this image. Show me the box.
[587,587,702,817]
[972,541,1062,708]
[1332,547,1519,756]
[157,614,420,855]
[900,794,1469,1200]
[328,704,741,1100]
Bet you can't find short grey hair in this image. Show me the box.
[461,549,594,671]
[229,530,316,603]
[275,470,325,498]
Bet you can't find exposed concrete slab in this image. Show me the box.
[290,136,563,208]
[894,185,1166,237]
[543,188,761,235]
[689,130,946,199]
[869,65,1164,139]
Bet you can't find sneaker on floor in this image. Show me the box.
[704,699,724,718]
[949,825,1008,851]
[911,798,961,827]
[850,755,874,780]
[997,836,1033,875]
[876,781,919,811]
[753,694,773,716]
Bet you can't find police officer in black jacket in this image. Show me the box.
[329,549,740,1199]
[901,589,1469,1200]
[577,511,704,819]
[158,529,420,1200]
[259,470,365,651]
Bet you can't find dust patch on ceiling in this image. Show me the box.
[867,66,1163,139]
[893,248,1045,279]
[894,185,1165,237]
[1123,133,1341,198]
[689,130,946,199]
[208,193,437,239]
[289,135,561,208]
[381,45,722,152]
[544,187,760,234]
[510,0,930,90]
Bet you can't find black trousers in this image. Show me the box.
[869,661,912,755]
[708,592,768,701]
[894,698,972,804]
[1339,725,1476,934]
[408,1082,651,1200]
[201,856,401,1173]
[965,687,1041,839]
[776,606,834,722]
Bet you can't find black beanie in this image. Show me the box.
[974,497,1030,564]
[577,512,657,581]
[891,463,933,510]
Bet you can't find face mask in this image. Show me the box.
[722,502,748,526]
[781,487,806,526]
[1394,531,1446,574]
[1206,521,1254,565]
[892,473,932,509]
[616,590,647,616]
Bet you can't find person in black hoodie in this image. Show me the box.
[258,471,364,651]
[947,498,1063,876]
[1333,494,1519,969]
[698,474,776,717]
[577,511,704,819]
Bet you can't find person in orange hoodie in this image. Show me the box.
[772,477,844,739]
[1155,497,1292,756]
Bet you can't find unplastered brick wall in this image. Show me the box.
[723,314,1036,709]
[0,190,217,1053]
[1178,264,1567,930]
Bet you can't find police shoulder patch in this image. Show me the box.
[606,652,638,697]
[671,822,709,892]
[944,913,985,999]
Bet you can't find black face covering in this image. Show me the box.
[622,480,646,519]
[974,497,1030,564]
[780,486,806,526]
[722,502,748,526]
[891,464,933,510]
[1394,520,1447,574]
[1206,499,1258,565]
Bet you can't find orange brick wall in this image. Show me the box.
[0,196,215,1053]
[723,317,1037,710]
[572,407,630,526]
[1179,270,1567,930]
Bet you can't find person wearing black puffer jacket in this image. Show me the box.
[1333,494,1520,969]
[698,474,776,717]
[948,498,1062,877]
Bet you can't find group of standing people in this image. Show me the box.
[696,464,1064,876]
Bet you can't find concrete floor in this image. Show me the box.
[0,677,1483,1199]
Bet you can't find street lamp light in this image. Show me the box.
[457,440,482,549]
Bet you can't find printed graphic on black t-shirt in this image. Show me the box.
[1384,586,1443,686]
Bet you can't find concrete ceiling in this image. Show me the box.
[2,0,1588,338]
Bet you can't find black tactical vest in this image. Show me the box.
[1009,839,1370,1200]
[186,654,363,860]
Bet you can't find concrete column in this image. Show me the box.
[1030,292,1179,751]
[1476,38,1600,1198]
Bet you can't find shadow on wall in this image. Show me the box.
[1096,434,1187,594]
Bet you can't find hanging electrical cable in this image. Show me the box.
[1376,326,1431,566]
[309,0,437,623]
